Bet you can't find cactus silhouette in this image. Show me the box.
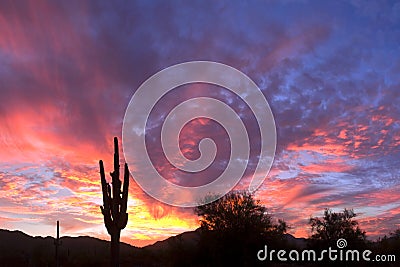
[100,137,129,267]
[54,220,61,267]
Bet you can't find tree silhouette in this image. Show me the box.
[100,137,130,267]
[377,228,400,258]
[309,208,366,248]
[196,191,286,234]
[195,191,287,266]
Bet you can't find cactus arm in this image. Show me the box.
[117,163,129,228]
[121,163,129,213]
[100,159,113,234]
[100,160,109,209]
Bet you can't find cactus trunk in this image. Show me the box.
[100,137,130,267]
[54,220,61,267]
[111,231,121,267]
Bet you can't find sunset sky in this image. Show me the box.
[0,0,399,247]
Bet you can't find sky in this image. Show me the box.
[0,0,399,247]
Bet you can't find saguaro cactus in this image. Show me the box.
[100,137,129,267]
[54,220,61,267]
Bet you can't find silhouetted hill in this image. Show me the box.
[4,228,394,266]
[0,229,140,267]
[0,228,310,266]
[145,228,201,252]
[283,233,307,249]
[145,229,308,251]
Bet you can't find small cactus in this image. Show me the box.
[54,220,61,267]
[100,137,129,267]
